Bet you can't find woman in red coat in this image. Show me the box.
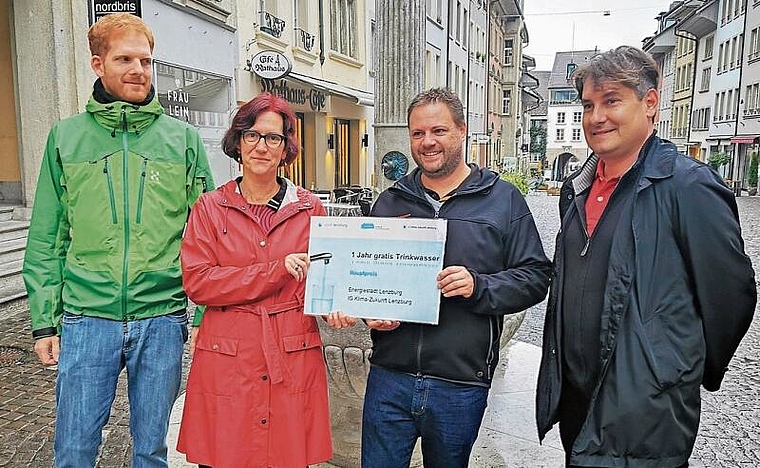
[176,93,353,467]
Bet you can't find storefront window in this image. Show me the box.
[279,113,305,187]
[154,61,234,184]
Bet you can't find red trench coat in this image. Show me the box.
[176,179,332,468]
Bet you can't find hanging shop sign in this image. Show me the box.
[89,0,141,25]
[249,51,292,80]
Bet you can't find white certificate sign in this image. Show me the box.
[305,216,447,324]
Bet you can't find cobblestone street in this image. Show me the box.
[0,192,758,467]
[517,192,760,467]
[0,300,193,467]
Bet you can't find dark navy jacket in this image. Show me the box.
[370,165,551,386]
[536,134,756,467]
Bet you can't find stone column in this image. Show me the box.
[373,0,425,193]
[14,0,91,208]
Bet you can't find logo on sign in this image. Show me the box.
[249,51,292,80]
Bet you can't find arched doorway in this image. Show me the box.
[552,152,575,181]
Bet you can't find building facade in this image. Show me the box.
[546,50,595,180]
[3,0,236,209]
[237,0,375,192]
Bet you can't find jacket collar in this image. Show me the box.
[569,132,670,196]
[217,178,311,211]
[85,94,164,134]
[392,163,499,199]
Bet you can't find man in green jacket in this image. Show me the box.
[22,13,213,468]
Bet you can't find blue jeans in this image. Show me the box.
[361,365,489,468]
[54,311,187,468]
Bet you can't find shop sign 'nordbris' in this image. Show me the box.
[89,0,142,25]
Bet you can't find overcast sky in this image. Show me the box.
[523,1,676,70]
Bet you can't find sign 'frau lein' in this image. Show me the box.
[250,51,292,80]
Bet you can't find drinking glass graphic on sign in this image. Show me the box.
[310,252,334,314]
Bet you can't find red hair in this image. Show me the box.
[222,93,299,165]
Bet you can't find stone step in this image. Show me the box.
[0,220,29,242]
[0,205,14,221]
[0,272,26,305]
[0,258,23,279]
[0,237,26,265]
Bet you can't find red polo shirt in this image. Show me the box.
[585,159,622,236]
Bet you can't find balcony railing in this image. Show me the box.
[295,28,315,51]
[260,11,285,38]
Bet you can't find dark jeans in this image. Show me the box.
[361,365,489,468]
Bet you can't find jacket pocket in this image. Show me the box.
[192,333,240,397]
[135,157,148,224]
[282,331,325,394]
[643,313,688,391]
[283,331,323,352]
[196,333,239,356]
[102,157,118,224]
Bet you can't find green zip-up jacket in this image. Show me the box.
[23,95,214,339]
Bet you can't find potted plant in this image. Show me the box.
[748,153,758,196]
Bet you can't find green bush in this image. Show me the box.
[500,172,528,195]
[708,151,732,170]
[748,154,758,188]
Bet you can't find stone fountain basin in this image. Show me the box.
[317,311,526,468]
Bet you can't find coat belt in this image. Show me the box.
[250,299,302,385]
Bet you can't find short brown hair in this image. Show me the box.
[88,13,155,56]
[407,88,466,127]
[572,46,660,99]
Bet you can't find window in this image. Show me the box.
[502,90,511,115]
[504,38,513,66]
[551,90,577,103]
[369,20,376,74]
[750,28,760,60]
[573,111,582,123]
[293,0,315,51]
[330,0,358,59]
[746,83,760,115]
[686,63,692,91]
[714,93,720,121]
[572,128,582,141]
[566,62,577,80]
[456,1,462,42]
[700,67,711,92]
[704,36,714,60]
[724,40,731,71]
[557,112,566,124]
[556,128,565,141]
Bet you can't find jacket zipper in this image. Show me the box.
[136,157,147,224]
[415,325,424,372]
[103,157,118,224]
[120,107,130,320]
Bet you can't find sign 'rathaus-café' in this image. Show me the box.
[260,79,327,113]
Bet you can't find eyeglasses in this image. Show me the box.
[242,130,286,148]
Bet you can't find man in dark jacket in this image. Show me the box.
[362,87,551,468]
[536,46,756,468]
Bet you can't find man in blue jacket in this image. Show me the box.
[362,88,551,468]
[536,46,756,467]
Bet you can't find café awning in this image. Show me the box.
[730,136,759,144]
[288,72,374,107]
